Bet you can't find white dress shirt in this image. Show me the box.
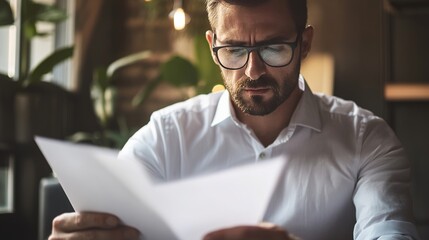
[120,76,420,240]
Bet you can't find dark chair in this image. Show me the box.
[38,176,73,240]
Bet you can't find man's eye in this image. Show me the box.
[223,47,246,56]
[262,44,286,53]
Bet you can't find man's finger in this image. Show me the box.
[52,212,119,232]
[258,222,278,229]
[203,225,291,240]
[52,227,140,240]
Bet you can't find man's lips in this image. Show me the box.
[244,87,272,94]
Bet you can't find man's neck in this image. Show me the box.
[235,87,303,147]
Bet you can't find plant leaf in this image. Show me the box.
[37,8,67,23]
[107,51,152,79]
[194,35,223,93]
[160,55,199,87]
[31,1,68,23]
[105,130,134,149]
[27,46,74,85]
[91,67,116,127]
[68,132,98,143]
[35,31,52,37]
[132,75,163,107]
[92,67,109,91]
[0,0,14,26]
[24,20,38,39]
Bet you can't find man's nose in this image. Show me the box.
[245,51,266,80]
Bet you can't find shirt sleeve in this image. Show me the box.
[119,112,168,182]
[353,117,420,240]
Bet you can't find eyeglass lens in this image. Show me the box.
[216,44,294,69]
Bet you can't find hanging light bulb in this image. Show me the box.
[173,7,186,30]
[169,0,190,31]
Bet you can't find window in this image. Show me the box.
[0,149,14,213]
[53,0,76,90]
[1,0,76,86]
[0,0,17,215]
[0,0,17,77]
[31,0,76,90]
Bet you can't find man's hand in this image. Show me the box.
[203,223,299,240]
[49,212,140,240]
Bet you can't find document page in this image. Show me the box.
[35,137,285,240]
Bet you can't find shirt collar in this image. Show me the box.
[211,90,235,127]
[211,75,322,132]
[289,75,322,132]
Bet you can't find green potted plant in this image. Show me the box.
[70,50,200,149]
[0,0,18,144]
[0,0,74,144]
[141,0,223,92]
[0,0,14,26]
[0,2,75,238]
[67,0,222,149]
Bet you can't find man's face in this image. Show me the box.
[206,0,312,116]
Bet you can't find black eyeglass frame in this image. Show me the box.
[211,33,301,70]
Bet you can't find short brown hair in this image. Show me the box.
[205,0,307,33]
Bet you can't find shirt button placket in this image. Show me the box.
[259,152,266,160]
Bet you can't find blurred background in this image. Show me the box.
[0,0,428,239]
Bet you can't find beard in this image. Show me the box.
[224,73,298,116]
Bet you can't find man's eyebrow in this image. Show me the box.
[216,38,247,45]
[258,36,294,45]
[216,36,294,46]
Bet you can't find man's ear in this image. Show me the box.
[205,30,219,65]
[300,25,314,60]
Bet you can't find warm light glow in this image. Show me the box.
[212,84,225,93]
[173,8,186,30]
[7,0,18,78]
[8,25,16,78]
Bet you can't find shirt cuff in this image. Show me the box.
[355,220,420,240]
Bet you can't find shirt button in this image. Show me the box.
[259,152,266,159]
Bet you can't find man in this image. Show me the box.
[49,0,420,239]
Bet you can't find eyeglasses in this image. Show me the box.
[212,33,300,70]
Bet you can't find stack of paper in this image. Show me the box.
[35,137,285,240]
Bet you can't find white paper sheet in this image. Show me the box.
[35,136,285,240]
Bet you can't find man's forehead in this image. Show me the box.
[214,0,293,25]
[215,0,289,10]
[220,0,268,7]
[213,0,296,41]
[215,31,295,45]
